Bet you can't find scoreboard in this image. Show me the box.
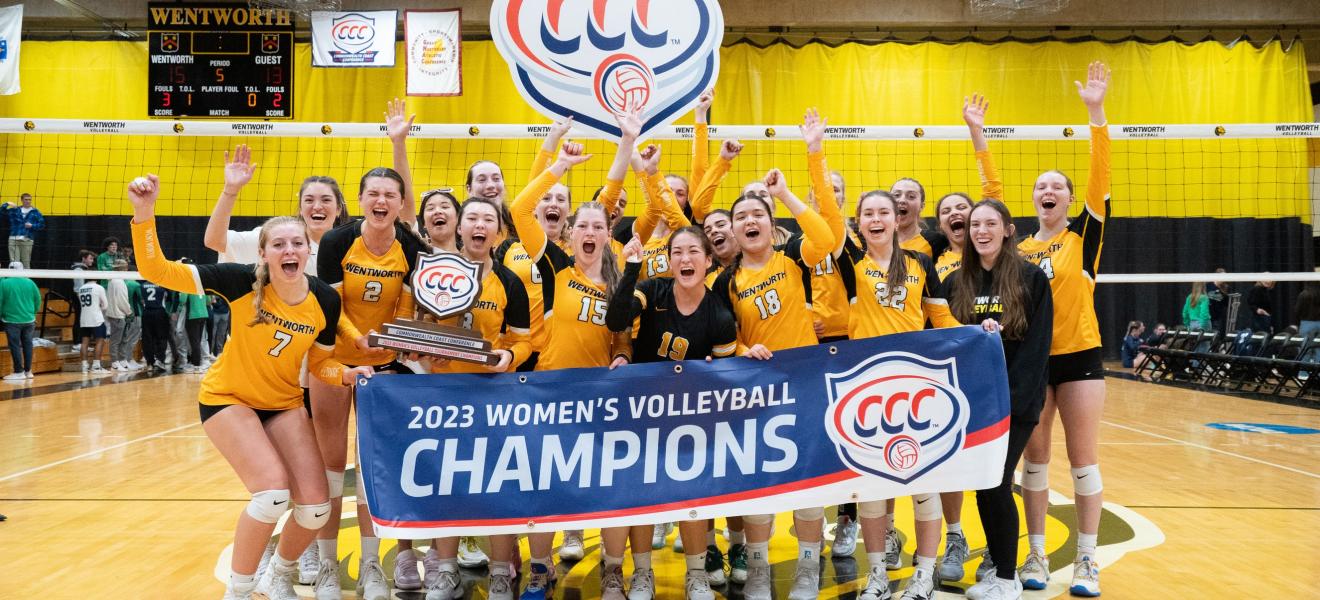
[148,3,294,119]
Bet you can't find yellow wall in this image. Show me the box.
[0,39,1311,219]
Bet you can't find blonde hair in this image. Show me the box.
[249,216,309,327]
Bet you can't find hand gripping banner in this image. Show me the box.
[357,326,1010,538]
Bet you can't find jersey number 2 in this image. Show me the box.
[362,280,383,302]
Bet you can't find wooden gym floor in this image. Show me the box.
[0,369,1317,598]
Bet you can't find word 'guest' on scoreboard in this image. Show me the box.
[148,2,294,119]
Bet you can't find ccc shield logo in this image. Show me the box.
[332,13,376,53]
[825,352,971,484]
[413,252,483,320]
[490,0,724,141]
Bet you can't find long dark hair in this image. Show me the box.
[856,190,908,294]
[727,195,775,296]
[300,176,350,226]
[668,226,715,259]
[570,201,622,298]
[418,188,461,246]
[466,160,515,237]
[948,199,1029,339]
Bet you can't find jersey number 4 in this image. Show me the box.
[1038,257,1055,279]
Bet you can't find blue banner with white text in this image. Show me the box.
[356,326,1011,537]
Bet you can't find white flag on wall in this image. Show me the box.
[311,10,397,67]
[405,9,462,96]
[0,4,22,95]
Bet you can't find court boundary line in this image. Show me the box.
[0,422,199,483]
[1101,420,1320,479]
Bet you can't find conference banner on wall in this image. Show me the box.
[310,10,398,67]
[488,0,724,142]
[405,9,462,96]
[357,326,1012,538]
[0,4,21,95]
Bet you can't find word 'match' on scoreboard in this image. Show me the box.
[148,2,294,119]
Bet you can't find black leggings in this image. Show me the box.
[976,419,1037,580]
[185,318,206,366]
[141,309,169,364]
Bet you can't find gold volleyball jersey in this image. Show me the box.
[1015,125,1110,355]
[900,229,947,258]
[496,240,547,353]
[690,155,730,225]
[317,221,424,365]
[512,169,621,369]
[810,253,851,338]
[935,249,963,282]
[632,172,692,281]
[842,250,950,339]
[712,240,817,352]
[691,122,709,209]
[433,263,532,373]
[705,264,725,288]
[640,237,674,280]
[132,219,343,410]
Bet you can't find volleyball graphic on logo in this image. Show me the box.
[885,435,921,472]
[594,54,654,114]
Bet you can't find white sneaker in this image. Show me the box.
[704,545,727,586]
[980,575,1023,600]
[92,363,111,374]
[425,565,461,600]
[356,558,389,600]
[422,549,444,588]
[297,543,320,585]
[254,559,299,600]
[899,567,935,600]
[859,565,893,600]
[222,584,255,600]
[600,564,627,600]
[394,549,423,591]
[651,523,672,549]
[488,565,515,600]
[684,569,714,600]
[559,531,586,561]
[113,361,127,371]
[312,558,340,600]
[1018,549,1049,590]
[1070,555,1101,597]
[787,560,821,600]
[128,360,145,370]
[627,567,655,600]
[3,372,26,383]
[457,536,489,568]
[884,528,902,569]
[742,564,772,600]
[255,540,277,580]
[974,552,996,583]
[830,515,859,556]
[24,371,32,379]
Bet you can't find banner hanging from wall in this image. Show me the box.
[356,326,1011,538]
[405,9,462,96]
[489,0,724,142]
[311,10,398,67]
[0,4,22,95]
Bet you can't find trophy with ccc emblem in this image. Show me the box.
[367,252,501,366]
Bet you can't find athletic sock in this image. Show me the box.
[685,552,706,570]
[632,551,652,570]
[1028,534,1046,554]
[946,522,963,536]
[798,541,821,563]
[746,541,770,567]
[360,537,380,561]
[603,553,624,568]
[913,554,935,572]
[1077,533,1098,560]
[317,539,337,560]
[729,529,746,545]
[229,571,257,593]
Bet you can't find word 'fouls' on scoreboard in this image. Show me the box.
[148,2,294,119]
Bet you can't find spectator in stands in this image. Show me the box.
[139,278,169,372]
[1,193,45,268]
[96,237,121,272]
[1182,282,1210,331]
[0,262,41,382]
[208,293,230,356]
[76,275,110,374]
[1295,283,1320,341]
[71,250,95,291]
[1247,279,1276,334]
[1133,323,1168,376]
[1207,268,1231,333]
[166,259,190,371]
[104,259,140,372]
[1120,320,1145,369]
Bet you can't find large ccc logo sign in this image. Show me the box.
[825,352,971,484]
[490,0,724,142]
[413,252,483,320]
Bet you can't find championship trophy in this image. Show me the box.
[367,252,502,366]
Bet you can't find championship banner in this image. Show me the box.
[357,326,1011,538]
[0,4,22,95]
[405,9,462,96]
[311,10,398,67]
[489,0,724,142]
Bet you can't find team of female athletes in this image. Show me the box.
[132,62,1111,600]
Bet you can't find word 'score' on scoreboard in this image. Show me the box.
[148,2,294,119]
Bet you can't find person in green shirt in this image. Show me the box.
[124,274,144,369]
[96,237,122,272]
[1183,282,1211,331]
[182,290,210,373]
[0,261,43,381]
